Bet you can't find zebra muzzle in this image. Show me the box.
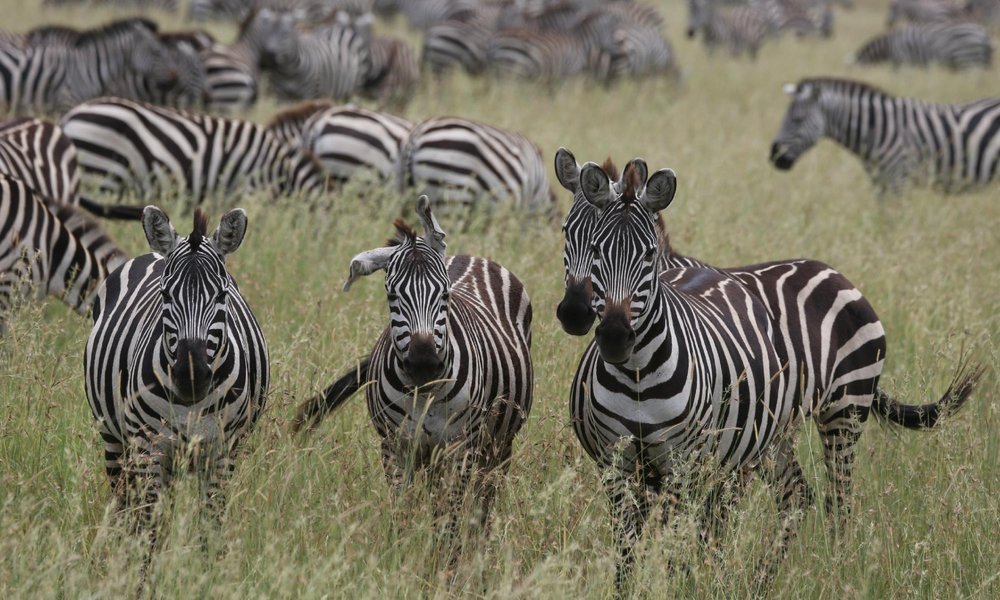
[557,279,597,336]
[171,338,213,404]
[594,310,636,365]
[402,336,446,387]
[769,143,795,170]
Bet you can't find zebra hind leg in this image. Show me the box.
[697,468,752,566]
[815,385,871,529]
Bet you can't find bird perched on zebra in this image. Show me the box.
[567,158,981,596]
[84,206,268,566]
[278,102,414,184]
[0,173,126,334]
[852,22,992,70]
[399,116,554,219]
[293,195,533,555]
[59,97,329,220]
[770,78,1000,195]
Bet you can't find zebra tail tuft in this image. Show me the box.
[78,196,144,220]
[873,355,984,430]
[291,355,371,434]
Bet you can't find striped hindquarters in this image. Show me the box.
[302,104,413,183]
[0,117,80,208]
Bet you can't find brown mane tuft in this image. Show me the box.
[190,208,209,250]
[601,157,619,181]
[267,100,334,130]
[388,218,416,246]
[621,161,642,202]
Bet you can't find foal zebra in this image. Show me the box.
[399,117,554,217]
[0,174,126,334]
[59,97,328,219]
[84,207,268,550]
[770,78,1000,195]
[567,158,980,595]
[853,23,993,70]
[294,195,533,552]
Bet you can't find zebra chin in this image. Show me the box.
[594,316,636,366]
[401,336,447,387]
[170,338,214,405]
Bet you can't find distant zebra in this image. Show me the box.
[853,23,992,70]
[42,0,180,9]
[300,104,413,183]
[488,29,591,82]
[0,117,79,208]
[400,0,479,29]
[84,207,267,558]
[569,159,980,595]
[261,13,373,103]
[887,0,965,27]
[0,174,126,334]
[421,19,492,76]
[294,195,533,550]
[770,78,1000,194]
[187,0,254,21]
[265,100,335,148]
[687,0,772,58]
[60,98,328,219]
[362,36,419,107]
[399,117,554,216]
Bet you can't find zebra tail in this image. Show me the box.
[291,355,371,434]
[78,196,144,220]
[872,356,984,429]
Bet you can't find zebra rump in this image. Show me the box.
[853,23,993,70]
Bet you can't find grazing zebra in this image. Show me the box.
[0,174,126,334]
[42,0,180,9]
[59,97,328,219]
[569,159,980,595]
[362,36,419,107]
[0,117,79,208]
[299,104,414,183]
[421,19,492,76]
[83,207,268,558]
[770,78,1000,195]
[852,23,992,70]
[687,0,772,58]
[187,0,255,21]
[400,0,479,30]
[887,0,965,27]
[488,29,592,82]
[294,195,533,550]
[399,116,554,217]
[265,100,335,148]
[261,12,373,103]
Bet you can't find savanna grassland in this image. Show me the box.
[1,0,998,598]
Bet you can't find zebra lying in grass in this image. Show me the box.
[294,195,533,556]
[852,22,992,70]
[770,78,1000,195]
[564,156,982,596]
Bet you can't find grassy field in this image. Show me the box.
[1,1,999,597]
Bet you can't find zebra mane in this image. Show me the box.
[799,77,892,99]
[267,100,334,130]
[190,208,210,251]
[388,218,417,246]
[601,158,619,181]
[74,18,159,46]
[25,25,79,45]
[621,162,643,203]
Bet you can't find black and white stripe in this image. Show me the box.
[0,173,126,334]
[887,0,965,27]
[297,104,413,183]
[0,117,79,208]
[853,22,993,70]
[294,195,533,548]
[398,116,554,216]
[421,19,492,76]
[566,158,980,595]
[59,97,328,219]
[362,35,419,107]
[84,207,267,558]
[770,78,1000,194]
[687,0,772,58]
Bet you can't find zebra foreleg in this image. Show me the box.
[600,450,652,599]
[697,469,752,565]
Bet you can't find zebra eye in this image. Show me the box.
[644,246,657,261]
[386,292,398,302]
[441,292,450,303]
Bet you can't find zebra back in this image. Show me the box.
[300,104,413,183]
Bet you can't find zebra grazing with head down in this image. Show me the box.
[0,174,126,334]
[853,23,992,70]
[84,206,268,549]
[770,78,1000,195]
[59,97,328,220]
[293,195,533,549]
[399,116,554,217]
[567,158,981,596]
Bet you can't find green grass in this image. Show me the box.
[1,1,999,598]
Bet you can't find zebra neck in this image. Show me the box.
[821,90,901,165]
[612,287,676,374]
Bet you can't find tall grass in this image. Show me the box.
[1,1,998,598]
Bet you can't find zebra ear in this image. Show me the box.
[554,147,580,192]
[415,195,446,258]
[643,168,677,213]
[212,208,248,256]
[782,82,797,95]
[343,246,396,292]
[142,205,178,256]
[579,162,613,209]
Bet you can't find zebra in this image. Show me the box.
[0,117,80,208]
[569,158,981,595]
[487,28,592,82]
[362,35,419,108]
[887,0,965,27]
[398,116,554,217]
[265,100,336,148]
[852,23,992,70]
[293,194,533,551]
[59,97,329,219]
[399,0,479,30]
[0,173,126,334]
[187,0,256,21]
[770,78,1000,195]
[687,0,773,58]
[83,206,268,563]
[41,0,180,9]
[261,12,373,103]
[421,19,492,76]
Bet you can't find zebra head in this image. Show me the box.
[344,196,451,387]
[256,10,300,70]
[686,0,710,38]
[581,159,676,365]
[770,82,824,171]
[142,206,248,405]
[554,147,626,336]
